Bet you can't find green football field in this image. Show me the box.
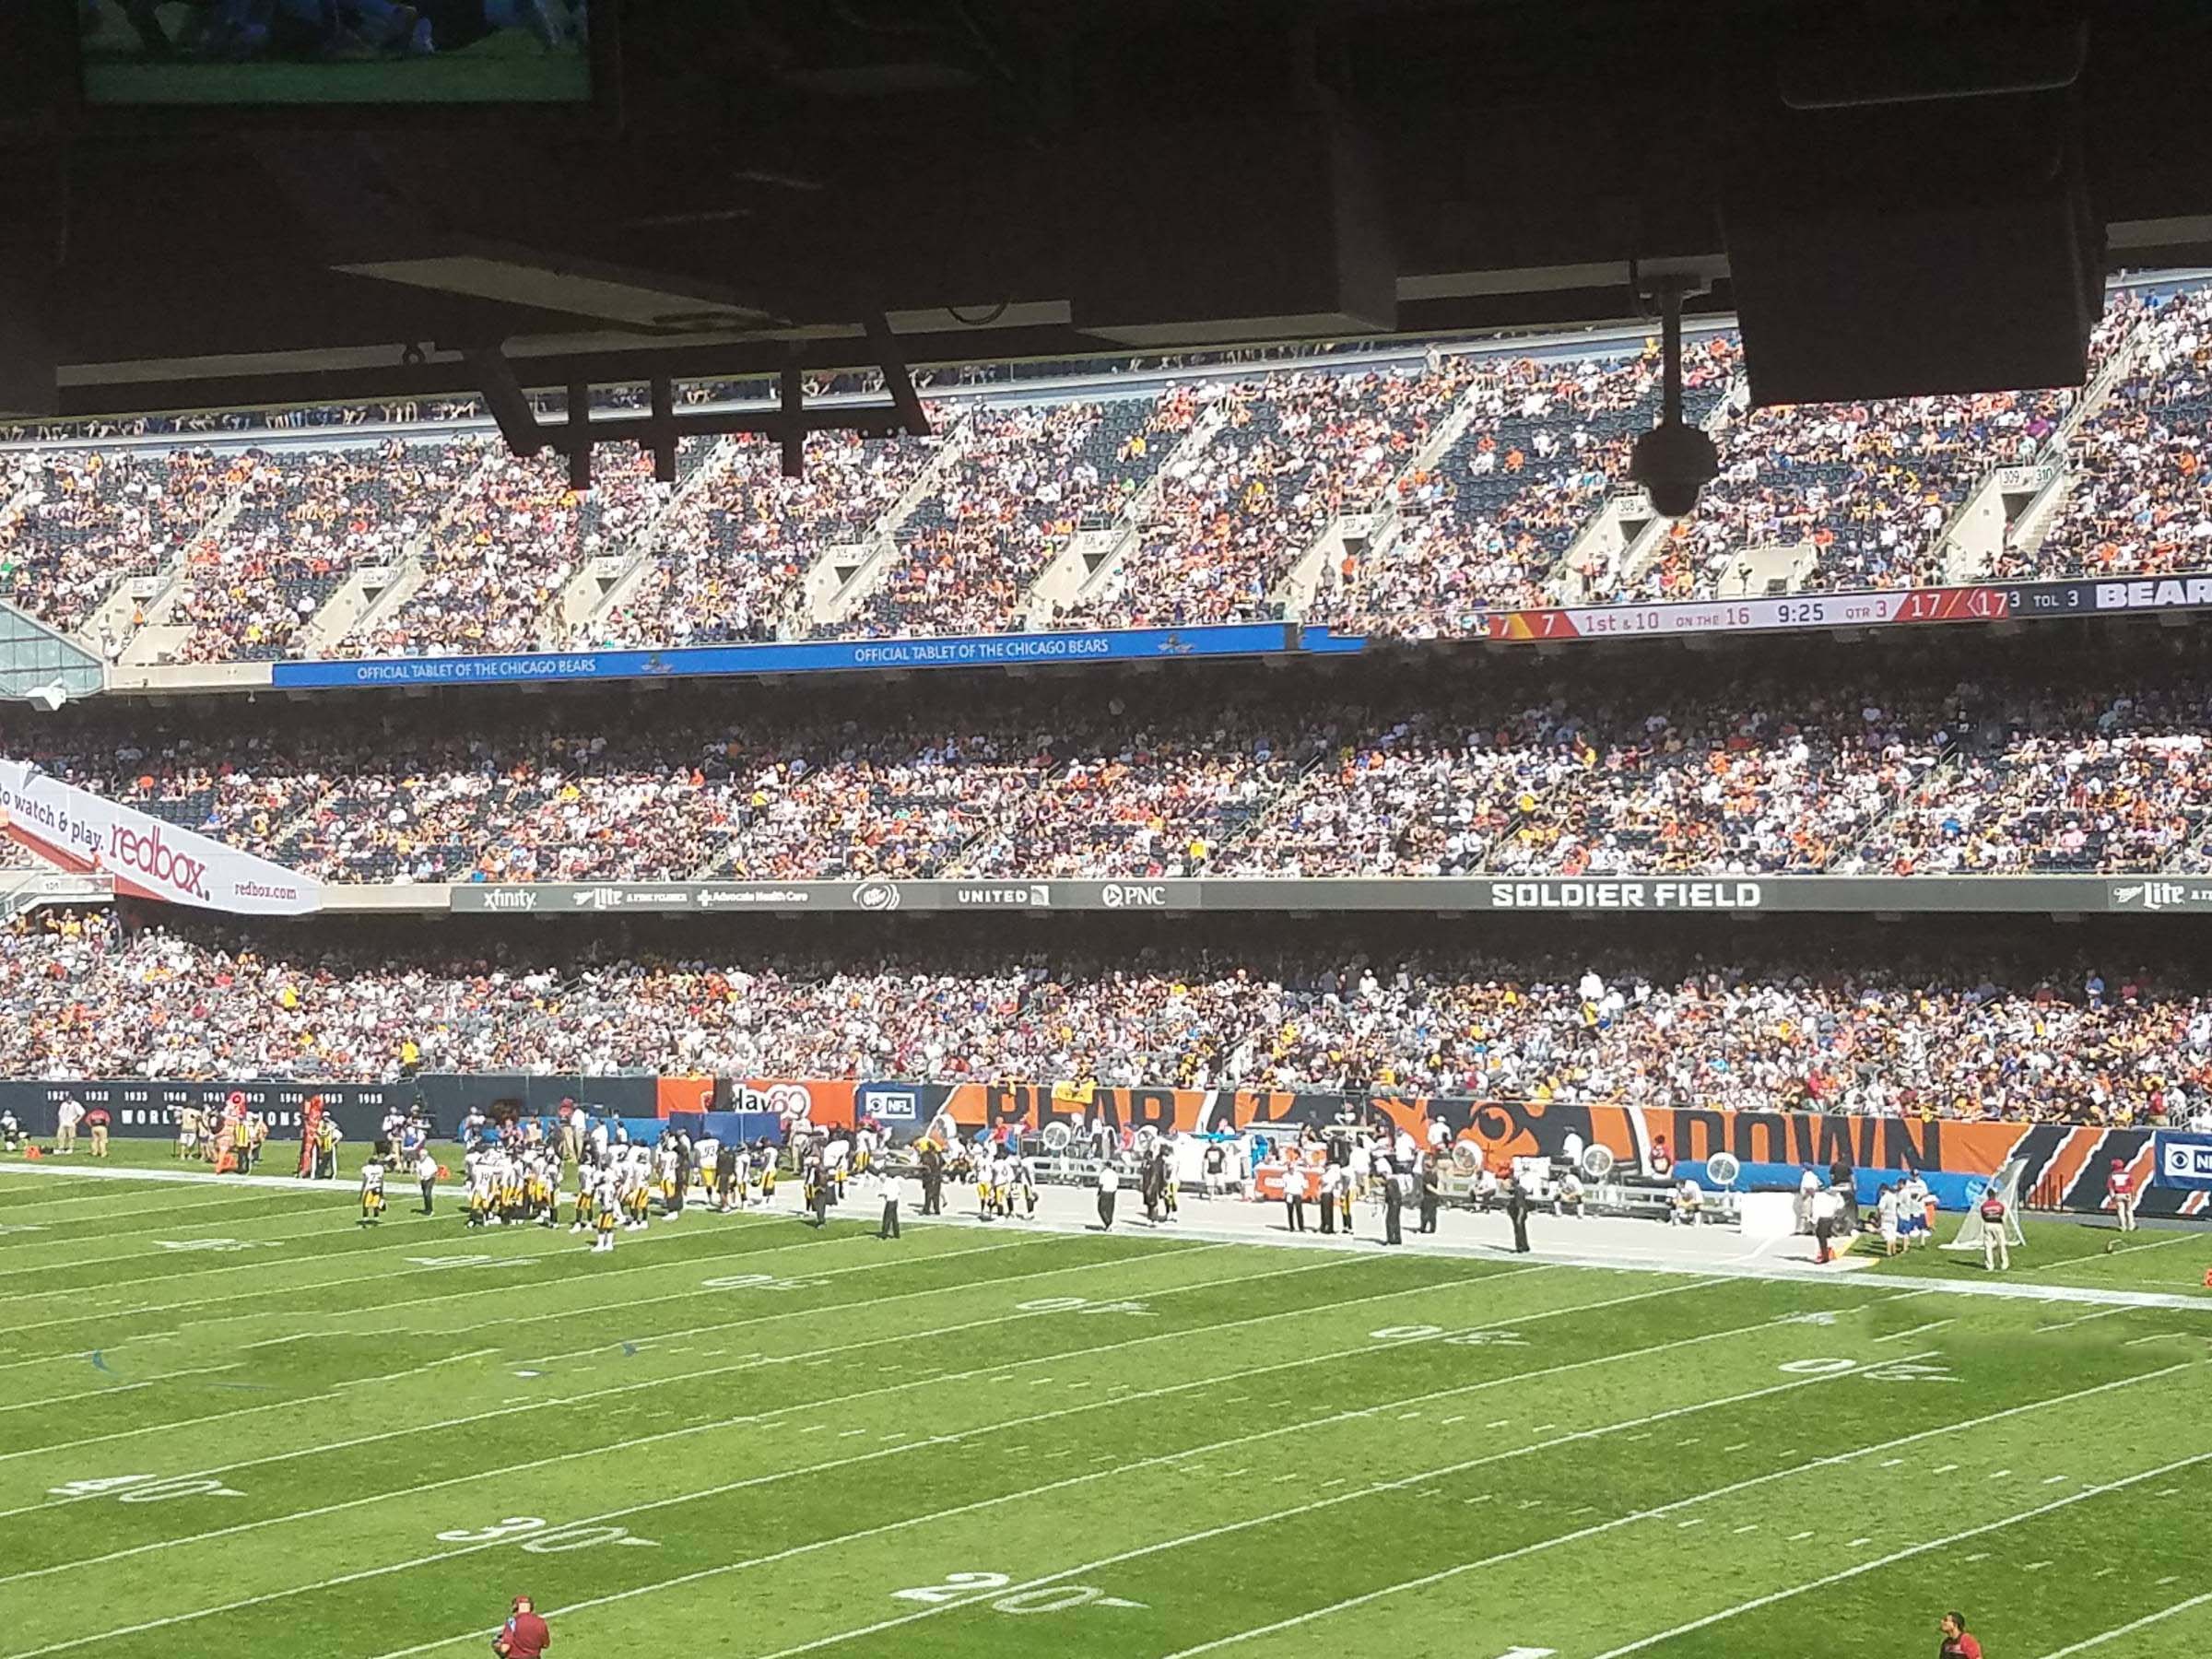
[1,1159,2207,1659]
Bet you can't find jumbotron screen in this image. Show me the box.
[79,0,594,105]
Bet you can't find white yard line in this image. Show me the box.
[0,1362,242,1413]
[1133,1361,2203,1658]
[0,1242,1312,1500]
[0,1209,841,1336]
[2029,1592,2212,1658]
[0,1261,1641,1589]
[1,1265,1664,1652]
[1587,1447,2212,1659]
[0,1223,559,1301]
[725,1350,1974,1659]
[336,1289,1877,1659]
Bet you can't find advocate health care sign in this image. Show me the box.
[0,759,321,916]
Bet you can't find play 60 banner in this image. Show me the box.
[2152,1133,2212,1190]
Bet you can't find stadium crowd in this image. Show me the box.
[6,909,2207,1130]
[18,652,2212,883]
[10,281,2212,665]
[2013,284,2212,582]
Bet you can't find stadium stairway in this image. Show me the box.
[558,437,729,647]
[111,484,256,667]
[1026,393,1236,629]
[298,440,508,656]
[1284,351,1512,619]
[805,415,975,629]
[1550,490,1662,605]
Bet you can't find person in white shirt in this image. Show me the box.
[54,1097,85,1155]
[1669,1178,1702,1226]
[877,1170,902,1240]
[415,1147,440,1215]
[1554,1170,1585,1217]
[1096,1159,1120,1230]
[1876,1184,1901,1256]
[1316,1160,1342,1235]
[1796,1166,1821,1234]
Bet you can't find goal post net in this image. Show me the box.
[1944,1156,2030,1252]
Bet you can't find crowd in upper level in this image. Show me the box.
[5,281,2211,665]
[7,908,2208,1129]
[15,646,2211,885]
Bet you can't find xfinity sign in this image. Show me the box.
[1486,879,1763,911]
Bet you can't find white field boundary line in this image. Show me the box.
[1159,1359,2207,1658]
[385,1333,1962,1659]
[12,1274,1764,1656]
[0,1241,1317,1499]
[2030,1591,2212,1659]
[0,1259,1663,1589]
[7,1159,2210,1312]
[1587,1442,2212,1659]
[0,1240,1245,1477]
[794,1358,2202,1659]
[0,1363,243,1415]
[884,1205,2212,1312]
[0,1164,439,1194]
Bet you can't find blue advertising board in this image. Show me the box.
[2152,1132,2212,1190]
[270,622,1330,691]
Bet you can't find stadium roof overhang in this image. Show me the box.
[4,0,2211,424]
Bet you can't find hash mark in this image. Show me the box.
[1964,1554,1992,1564]
[1880,1458,1905,1467]
[1987,1469,2012,1479]
[1933,1465,1959,1475]
[1677,1519,1706,1530]
[2158,1576,2181,1587]
[1568,1505,1595,1517]
[1441,1416,1465,1425]
[1532,1423,1559,1433]
[1849,1538,1872,1547]
[2023,1561,2053,1572]
[1732,1524,1759,1535]
[1724,1442,1750,1453]
[1789,1531,1814,1542]
[1399,1412,1423,1420]
[2041,1475,2068,1485]
[1487,1419,1510,1429]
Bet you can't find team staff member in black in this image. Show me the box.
[1418,1159,1442,1234]
[1505,1174,1533,1253]
[1382,1164,1406,1246]
[919,1142,946,1216]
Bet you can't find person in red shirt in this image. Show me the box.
[494,1595,550,1659]
[1939,1610,1983,1659]
[2108,1157,2139,1234]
